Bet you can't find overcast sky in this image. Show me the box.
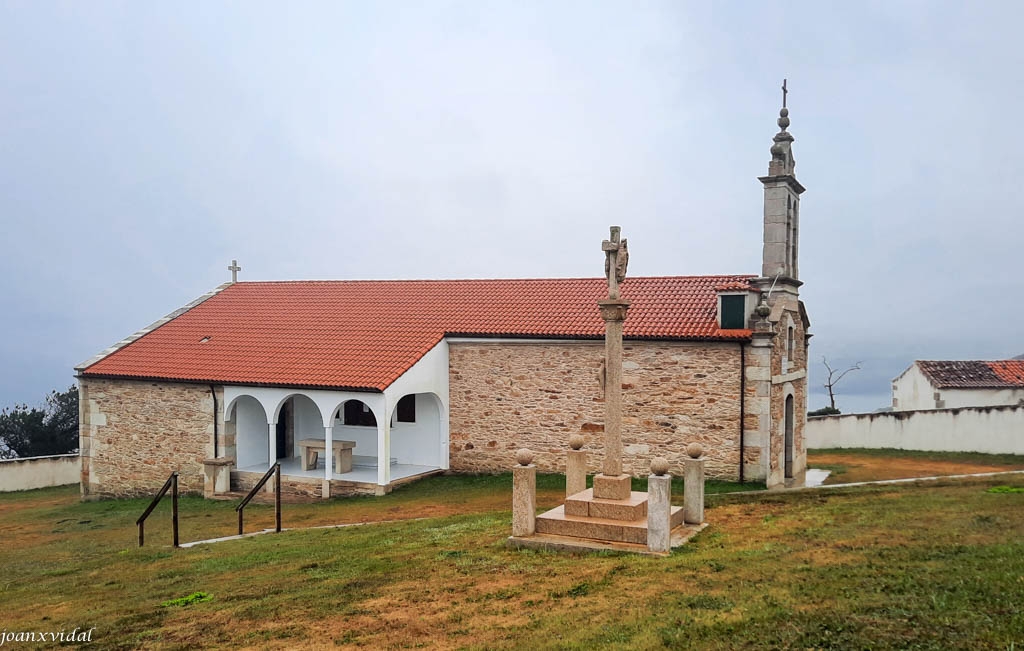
[2,1,1022,414]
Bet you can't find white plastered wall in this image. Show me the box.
[383,339,451,476]
[234,395,269,469]
[892,363,935,411]
[807,405,1024,454]
[291,394,325,458]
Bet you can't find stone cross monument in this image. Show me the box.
[593,226,632,500]
[509,225,700,555]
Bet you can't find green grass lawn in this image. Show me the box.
[1,473,1023,649]
[809,447,1024,467]
[807,448,1024,485]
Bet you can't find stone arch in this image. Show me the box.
[229,394,269,469]
[271,393,324,462]
[388,392,444,468]
[324,397,382,428]
[324,397,384,463]
[225,392,265,422]
[271,392,322,425]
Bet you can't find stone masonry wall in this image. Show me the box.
[767,298,808,486]
[742,338,772,482]
[448,340,744,480]
[80,377,215,498]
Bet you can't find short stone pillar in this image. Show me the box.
[647,457,672,553]
[512,449,537,537]
[683,443,705,525]
[566,435,588,497]
[203,457,234,498]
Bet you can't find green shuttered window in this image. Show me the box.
[720,295,746,330]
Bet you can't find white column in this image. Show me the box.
[323,424,333,499]
[266,421,277,494]
[440,399,450,470]
[377,417,391,487]
[268,422,277,467]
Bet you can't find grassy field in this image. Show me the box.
[2,462,1024,650]
[809,448,1024,485]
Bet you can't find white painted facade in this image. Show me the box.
[224,340,449,494]
[892,362,1024,411]
[0,454,80,492]
[806,405,1024,455]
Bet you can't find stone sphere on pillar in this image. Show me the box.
[650,457,670,476]
[686,442,704,459]
[568,434,585,450]
[516,448,535,466]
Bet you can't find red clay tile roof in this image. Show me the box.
[713,280,755,292]
[917,360,1024,390]
[989,361,1024,387]
[80,276,755,391]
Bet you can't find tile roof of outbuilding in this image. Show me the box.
[79,275,755,391]
[917,360,1024,390]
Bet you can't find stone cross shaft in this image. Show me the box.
[598,226,630,479]
[228,260,241,283]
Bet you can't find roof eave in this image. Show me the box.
[75,372,385,394]
[75,282,234,372]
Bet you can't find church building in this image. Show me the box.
[76,102,810,499]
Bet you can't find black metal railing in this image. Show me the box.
[235,463,281,536]
[136,471,178,547]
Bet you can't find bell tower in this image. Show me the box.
[747,81,811,488]
[759,79,805,280]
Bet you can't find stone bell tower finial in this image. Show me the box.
[759,80,805,280]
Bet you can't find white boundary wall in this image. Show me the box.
[0,454,80,492]
[807,405,1024,455]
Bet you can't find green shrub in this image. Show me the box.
[161,591,212,607]
[808,406,841,417]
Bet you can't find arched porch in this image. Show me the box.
[222,385,447,497]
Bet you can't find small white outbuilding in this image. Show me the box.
[892,360,1024,411]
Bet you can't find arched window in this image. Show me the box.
[787,326,795,362]
[342,400,377,427]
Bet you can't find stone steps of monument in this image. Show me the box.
[535,505,684,545]
[564,489,648,521]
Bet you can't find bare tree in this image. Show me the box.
[822,357,862,410]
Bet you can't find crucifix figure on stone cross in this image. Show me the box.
[602,226,629,300]
[228,260,242,283]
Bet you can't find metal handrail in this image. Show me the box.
[136,471,178,547]
[235,463,281,536]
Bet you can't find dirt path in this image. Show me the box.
[810,452,1024,484]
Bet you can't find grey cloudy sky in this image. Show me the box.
[2,1,1022,414]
